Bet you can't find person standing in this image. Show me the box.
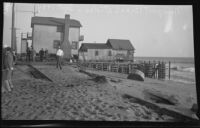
[44,48,48,61]
[32,48,36,62]
[2,45,8,93]
[39,48,44,62]
[26,47,31,62]
[2,46,14,92]
[56,46,64,70]
[12,50,16,64]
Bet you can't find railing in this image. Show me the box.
[79,61,171,80]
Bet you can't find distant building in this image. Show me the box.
[79,39,135,61]
[31,14,83,59]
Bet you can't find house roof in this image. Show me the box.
[31,16,82,27]
[106,39,135,50]
[79,43,111,51]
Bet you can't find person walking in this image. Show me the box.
[2,46,14,92]
[39,48,44,62]
[56,46,64,70]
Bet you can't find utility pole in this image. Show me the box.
[11,3,16,51]
[34,4,36,16]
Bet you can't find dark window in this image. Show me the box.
[57,26,64,32]
[95,51,98,56]
[108,50,112,56]
[53,40,60,49]
[72,41,78,49]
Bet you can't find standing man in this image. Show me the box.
[39,48,44,62]
[44,48,48,61]
[32,48,36,62]
[12,50,16,64]
[2,46,14,92]
[56,46,64,70]
[26,47,31,62]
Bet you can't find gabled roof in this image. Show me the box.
[106,39,135,50]
[79,43,111,51]
[31,16,82,27]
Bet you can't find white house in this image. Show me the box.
[31,14,83,59]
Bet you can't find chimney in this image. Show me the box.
[62,14,71,59]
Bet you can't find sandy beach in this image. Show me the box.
[1,63,197,121]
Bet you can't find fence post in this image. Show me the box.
[128,63,131,74]
[169,61,171,80]
[158,61,160,79]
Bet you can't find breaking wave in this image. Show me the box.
[171,66,195,73]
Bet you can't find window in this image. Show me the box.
[95,51,98,56]
[57,26,64,32]
[108,50,112,56]
[72,41,78,49]
[53,40,60,49]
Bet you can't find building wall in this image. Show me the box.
[79,49,113,61]
[21,40,27,53]
[33,24,61,53]
[79,49,134,61]
[33,25,80,56]
[111,50,127,57]
[69,27,80,55]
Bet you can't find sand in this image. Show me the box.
[1,64,195,121]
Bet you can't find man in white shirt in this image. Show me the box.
[56,46,64,70]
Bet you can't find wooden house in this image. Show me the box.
[79,39,135,61]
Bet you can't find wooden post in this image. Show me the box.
[128,63,131,74]
[169,61,171,80]
[158,61,160,79]
[117,62,119,73]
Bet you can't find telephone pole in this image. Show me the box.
[11,3,16,51]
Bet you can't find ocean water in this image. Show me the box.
[134,56,195,73]
[134,56,196,84]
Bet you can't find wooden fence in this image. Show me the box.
[79,61,171,80]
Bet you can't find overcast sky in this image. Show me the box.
[3,3,194,57]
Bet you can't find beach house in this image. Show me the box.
[79,39,135,61]
[31,14,83,59]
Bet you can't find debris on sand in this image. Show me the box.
[110,78,122,83]
[143,89,179,105]
[127,69,144,81]
[91,76,107,83]
[191,103,198,113]
[3,65,193,121]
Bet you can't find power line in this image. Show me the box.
[16,4,38,16]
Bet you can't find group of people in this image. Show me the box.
[39,48,48,62]
[27,46,63,69]
[26,47,48,62]
[2,45,15,93]
[26,47,36,62]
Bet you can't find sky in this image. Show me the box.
[3,3,194,57]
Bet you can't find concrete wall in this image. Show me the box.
[69,27,80,55]
[33,24,61,53]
